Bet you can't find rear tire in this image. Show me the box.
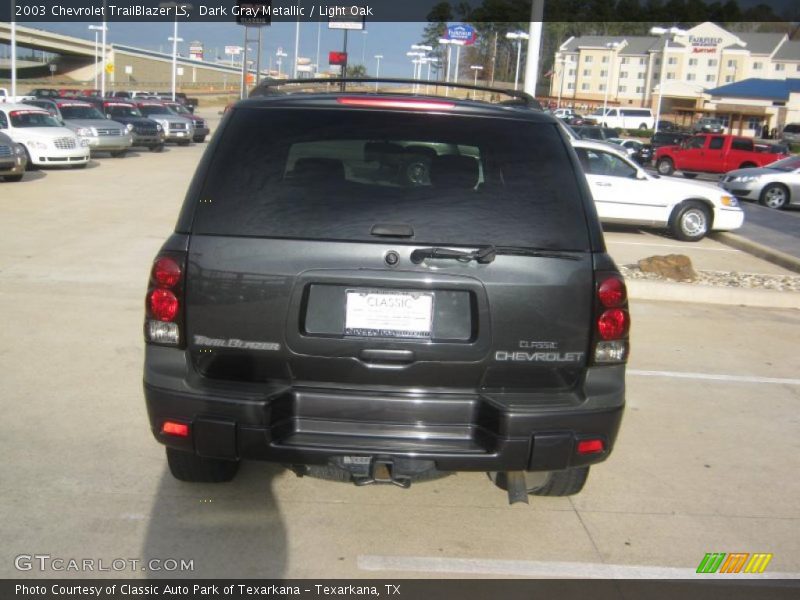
[149,144,165,153]
[670,200,711,242]
[739,162,756,169]
[166,447,239,483]
[656,157,674,176]
[529,467,590,497]
[639,123,648,130]
[759,183,789,210]
[23,147,38,171]
[193,136,206,143]
[110,150,127,158]
[178,140,191,146]
[682,172,698,179]
[4,174,24,182]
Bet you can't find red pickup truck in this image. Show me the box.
[655,134,788,178]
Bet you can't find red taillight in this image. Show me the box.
[598,308,629,340]
[577,439,605,455]
[598,276,626,308]
[161,421,189,437]
[153,256,182,288]
[336,97,456,110]
[149,288,179,322]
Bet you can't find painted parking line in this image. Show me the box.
[357,555,798,579]
[628,369,800,386]
[606,241,738,252]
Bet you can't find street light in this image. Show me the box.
[438,38,465,87]
[160,2,193,101]
[470,65,483,98]
[650,26,688,134]
[361,30,369,65]
[601,42,622,126]
[556,57,566,109]
[407,50,425,92]
[506,31,530,91]
[276,49,288,77]
[373,54,383,91]
[88,25,106,90]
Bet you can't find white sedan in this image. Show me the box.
[572,139,744,241]
[0,103,90,169]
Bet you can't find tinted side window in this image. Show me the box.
[193,109,591,251]
[708,137,725,150]
[0,111,7,128]
[730,138,753,151]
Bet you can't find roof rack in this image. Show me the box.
[247,77,542,110]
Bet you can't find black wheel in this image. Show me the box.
[23,147,39,171]
[670,200,711,242]
[529,467,590,497]
[759,183,789,210]
[166,447,239,482]
[639,123,648,130]
[177,140,191,146]
[739,162,756,169]
[4,174,24,182]
[656,157,675,176]
[682,172,698,179]
[110,150,127,158]
[149,144,165,153]
[193,136,206,143]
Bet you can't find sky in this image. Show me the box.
[15,21,430,78]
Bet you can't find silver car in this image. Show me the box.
[25,99,133,157]
[721,155,800,209]
[135,102,195,146]
[692,117,724,133]
[781,123,800,146]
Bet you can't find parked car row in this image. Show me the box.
[0,98,207,182]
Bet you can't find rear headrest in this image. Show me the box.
[430,155,479,189]
[290,157,345,183]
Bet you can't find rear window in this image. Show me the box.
[783,124,800,133]
[193,108,590,251]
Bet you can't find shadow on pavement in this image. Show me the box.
[142,460,288,579]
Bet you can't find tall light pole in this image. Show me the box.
[470,65,483,98]
[602,42,621,126]
[276,49,287,78]
[373,54,383,91]
[160,2,192,101]
[293,14,300,78]
[406,50,425,92]
[100,0,108,97]
[88,25,105,90]
[556,57,566,109]
[438,38,453,84]
[650,26,688,135]
[506,31,530,91]
[361,30,368,65]
[315,21,321,76]
[10,0,16,100]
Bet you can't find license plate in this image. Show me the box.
[175,132,185,136]
[345,290,433,338]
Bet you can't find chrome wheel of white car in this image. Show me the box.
[760,184,789,210]
[671,201,710,242]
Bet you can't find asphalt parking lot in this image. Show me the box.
[1,112,799,580]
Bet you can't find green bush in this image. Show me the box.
[622,128,654,139]
[790,144,800,155]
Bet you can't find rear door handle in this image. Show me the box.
[359,349,415,364]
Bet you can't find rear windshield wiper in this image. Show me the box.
[410,246,582,265]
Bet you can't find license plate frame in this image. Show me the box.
[344,289,434,339]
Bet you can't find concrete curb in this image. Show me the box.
[627,279,800,309]
[711,232,800,275]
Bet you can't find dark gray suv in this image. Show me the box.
[143,82,629,503]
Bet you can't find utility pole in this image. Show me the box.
[523,0,544,97]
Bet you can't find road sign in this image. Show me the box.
[446,24,477,46]
[124,65,133,75]
[329,17,365,30]
[105,63,114,74]
[329,52,348,66]
[225,46,243,56]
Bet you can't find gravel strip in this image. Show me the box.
[619,265,800,293]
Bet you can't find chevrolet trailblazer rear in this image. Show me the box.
[143,81,629,503]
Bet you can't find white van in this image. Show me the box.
[589,107,655,130]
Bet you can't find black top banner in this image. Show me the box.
[2,0,798,23]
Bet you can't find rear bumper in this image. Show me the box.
[144,346,625,472]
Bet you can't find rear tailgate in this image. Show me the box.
[185,105,596,396]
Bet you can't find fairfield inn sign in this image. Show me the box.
[689,36,723,53]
